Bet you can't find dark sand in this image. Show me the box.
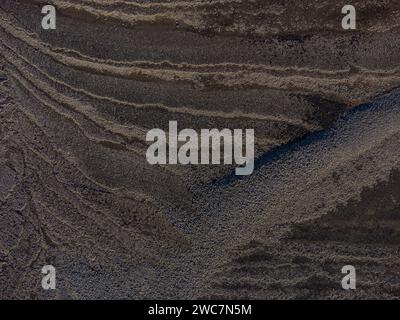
[1,0,400,299]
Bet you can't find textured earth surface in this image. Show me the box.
[1,0,400,299]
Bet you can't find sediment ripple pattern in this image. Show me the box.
[1,0,400,299]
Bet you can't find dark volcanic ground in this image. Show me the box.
[1,0,400,299]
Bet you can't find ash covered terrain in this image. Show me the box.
[1,0,400,299]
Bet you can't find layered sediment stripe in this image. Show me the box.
[4,3,400,106]
[0,34,288,154]
[0,13,324,132]
[2,11,400,107]
[22,0,400,35]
